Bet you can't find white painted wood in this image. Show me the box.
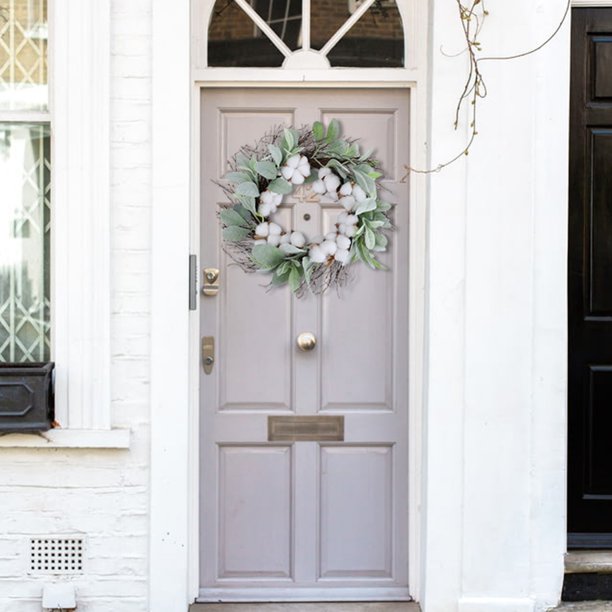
[319,0,376,57]
[199,88,410,601]
[233,0,292,58]
[150,0,192,611]
[52,0,111,430]
[0,428,130,448]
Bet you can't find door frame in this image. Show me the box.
[151,1,429,609]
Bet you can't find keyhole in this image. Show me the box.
[303,213,311,221]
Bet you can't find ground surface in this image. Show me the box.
[551,604,612,611]
[191,604,419,612]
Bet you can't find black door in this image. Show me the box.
[568,7,612,548]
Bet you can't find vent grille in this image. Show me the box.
[30,537,84,574]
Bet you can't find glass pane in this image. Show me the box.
[208,1,285,67]
[311,0,404,67]
[253,0,302,51]
[0,123,51,362]
[0,0,49,111]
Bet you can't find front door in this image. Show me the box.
[199,88,410,600]
[568,8,612,547]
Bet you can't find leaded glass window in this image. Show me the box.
[0,0,50,362]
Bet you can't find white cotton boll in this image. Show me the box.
[279,243,294,254]
[335,248,350,265]
[255,222,269,237]
[346,214,358,225]
[320,240,338,256]
[311,234,324,245]
[254,239,267,246]
[286,154,301,169]
[312,179,326,194]
[309,245,327,263]
[352,185,367,202]
[298,156,311,177]
[324,173,341,193]
[339,182,353,196]
[291,172,305,185]
[318,167,331,179]
[272,192,283,207]
[336,234,351,250]
[290,231,306,248]
[337,212,349,224]
[280,233,290,244]
[325,231,338,241]
[323,191,339,203]
[281,166,294,181]
[267,234,281,246]
[268,222,282,236]
[258,202,272,217]
[344,225,357,238]
[340,195,356,211]
[338,223,347,235]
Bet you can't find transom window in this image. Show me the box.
[0,0,50,363]
[208,0,404,68]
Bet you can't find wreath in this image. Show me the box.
[218,119,393,296]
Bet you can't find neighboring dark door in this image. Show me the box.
[568,7,612,548]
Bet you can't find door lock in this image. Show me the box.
[202,268,220,296]
[202,336,215,374]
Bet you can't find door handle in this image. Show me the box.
[296,332,317,352]
[202,336,215,374]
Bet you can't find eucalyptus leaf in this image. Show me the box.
[283,128,295,151]
[280,244,306,255]
[288,265,303,292]
[268,177,293,195]
[224,171,251,184]
[236,181,260,198]
[268,143,283,166]
[354,197,377,215]
[353,170,376,198]
[374,232,388,252]
[326,119,340,142]
[377,200,392,212]
[271,268,291,286]
[237,195,257,216]
[252,244,285,270]
[365,227,376,250]
[223,225,251,242]
[313,121,325,141]
[220,208,250,228]
[234,203,254,223]
[255,160,278,180]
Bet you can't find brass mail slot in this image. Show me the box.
[268,416,344,442]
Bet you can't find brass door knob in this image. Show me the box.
[296,332,317,352]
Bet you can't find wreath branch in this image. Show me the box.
[402,0,570,178]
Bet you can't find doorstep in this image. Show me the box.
[190,604,420,612]
[551,604,612,611]
[566,551,612,574]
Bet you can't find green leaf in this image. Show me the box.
[282,128,295,151]
[281,244,306,255]
[224,171,251,184]
[271,268,291,286]
[374,232,388,252]
[377,199,392,212]
[353,170,376,199]
[288,265,303,292]
[365,227,376,250]
[252,244,285,270]
[236,181,260,198]
[268,144,283,167]
[268,177,293,195]
[237,195,257,216]
[313,121,325,141]
[221,208,250,228]
[223,226,251,242]
[234,203,254,224]
[255,160,279,180]
[354,197,377,215]
[235,152,249,169]
[302,256,314,286]
[326,119,340,142]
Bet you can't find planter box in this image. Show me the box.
[0,363,55,433]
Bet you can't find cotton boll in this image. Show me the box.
[346,214,358,225]
[272,192,283,207]
[322,191,338,203]
[298,156,311,177]
[279,243,294,254]
[352,184,367,202]
[255,222,269,237]
[337,212,349,225]
[336,234,351,250]
[279,233,290,245]
[268,222,282,236]
[258,202,272,218]
[320,240,338,256]
[286,154,301,169]
[267,234,281,246]
[335,248,350,265]
[311,235,324,245]
[309,245,327,264]
[290,231,306,248]
[325,231,338,241]
[318,167,331,179]
[254,239,267,246]
[291,172,305,186]
[340,195,356,211]
[344,225,357,238]
[281,166,294,181]
[339,182,353,196]
[323,173,340,193]
[338,223,347,235]
[312,179,326,194]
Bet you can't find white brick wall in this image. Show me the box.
[0,2,153,610]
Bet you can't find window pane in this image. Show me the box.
[311,0,404,67]
[208,1,285,67]
[0,0,48,111]
[253,0,302,51]
[0,123,51,362]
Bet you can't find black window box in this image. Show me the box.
[0,363,55,433]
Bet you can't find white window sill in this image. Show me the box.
[0,428,130,449]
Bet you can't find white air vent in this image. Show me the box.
[30,537,84,574]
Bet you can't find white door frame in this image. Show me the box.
[151,1,428,609]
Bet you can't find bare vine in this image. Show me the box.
[403,0,571,177]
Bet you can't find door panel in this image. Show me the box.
[568,8,612,544]
[200,88,410,599]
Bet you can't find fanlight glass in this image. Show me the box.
[207,0,404,68]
